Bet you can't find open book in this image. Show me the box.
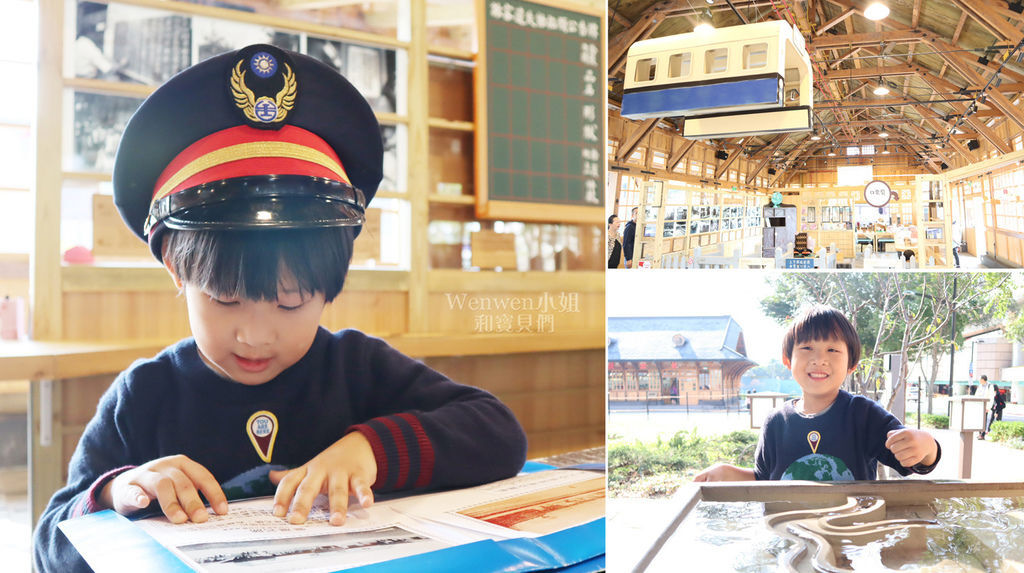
[59,468,605,573]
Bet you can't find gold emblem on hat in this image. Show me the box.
[231,60,297,124]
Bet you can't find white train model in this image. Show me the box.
[621,20,813,139]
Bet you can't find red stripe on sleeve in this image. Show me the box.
[351,424,388,489]
[396,413,434,488]
[379,417,411,489]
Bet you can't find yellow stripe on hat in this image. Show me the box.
[152,141,350,204]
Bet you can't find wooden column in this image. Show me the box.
[32,0,64,341]
[409,0,429,333]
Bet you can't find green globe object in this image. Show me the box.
[781,453,855,481]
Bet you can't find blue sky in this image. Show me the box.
[606,270,788,365]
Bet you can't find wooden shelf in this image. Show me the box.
[428,193,475,204]
[428,118,475,131]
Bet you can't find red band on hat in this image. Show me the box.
[151,125,350,203]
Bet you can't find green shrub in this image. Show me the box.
[988,421,1024,442]
[906,413,949,429]
[608,429,758,498]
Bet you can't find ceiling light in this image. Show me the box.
[882,146,890,154]
[810,134,821,140]
[828,149,837,156]
[873,84,890,96]
[864,2,890,21]
[694,21,714,33]
[879,131,888,138]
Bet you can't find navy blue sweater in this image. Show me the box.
[34,327,527,572]
[754,390,939,481]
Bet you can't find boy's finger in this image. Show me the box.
[181,460,229,515]
[139,473,188,524]
[120,484,151,511]
[167,467,208,523]
[328,475,350,526]
[288,473,323,525]
[350,476,374,509]
[272,468,305,519]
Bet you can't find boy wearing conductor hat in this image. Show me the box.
[35,44,527,571]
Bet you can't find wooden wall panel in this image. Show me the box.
[428,64,472,122]
[322,291,408,336]
[424,349,604,458]
[62,292,189,341]
[429,129,474,196]
[63,291,409,341]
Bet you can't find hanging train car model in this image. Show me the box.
[621,20,813,139]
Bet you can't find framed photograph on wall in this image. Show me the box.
[806,206,815,223]
[69,91,145,172]
[193,18,299,64]
[73,1,191,85]
[308,37,400,114]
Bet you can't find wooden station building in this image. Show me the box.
[608,0,1024,269]
[607,316,756,405]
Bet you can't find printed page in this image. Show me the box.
[135,495,452,573]
[390,469,606,538]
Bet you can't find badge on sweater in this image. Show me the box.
[807,430,821,454]
[247,410,279,463]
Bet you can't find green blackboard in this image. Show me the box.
[476,0,604,223]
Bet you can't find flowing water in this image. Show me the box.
[645,498,1024,572]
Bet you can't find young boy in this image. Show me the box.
[34,44,527,571]
[695,304,940,482]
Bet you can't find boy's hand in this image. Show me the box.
[269,431,376,526]
[885,428,939,468]
[693,463,756,482]
[100,455,228,523]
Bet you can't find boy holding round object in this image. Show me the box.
[696,304,939,482]
[34,44,527,571]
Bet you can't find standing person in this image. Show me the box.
[623,207,638,269]
[951,219,962,268]
[608,214,622,269]
[694,304,940,481]
[977,374,1000,439]
[34,44,527,572]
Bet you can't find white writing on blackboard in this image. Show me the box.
[489,1,600,40]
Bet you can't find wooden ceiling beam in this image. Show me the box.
[746,136,788,185]
[819,64,918,81]
[770,140,812,187]
[666,138,697,172]
[615,118,659,162]
[912,0,922,28]
[608,5,631,28]
[921,115,976,162]
[714,140,745,180]
[921,35,1024,131]
[808,30,927,50]
[917,71,1013,153]
[815,7,855,36]
[609,7,666,76]
[948,0,1024,45]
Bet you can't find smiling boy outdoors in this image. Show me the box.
[696,304,940,482]
[34,44,527,572]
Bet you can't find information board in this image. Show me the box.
[475,0,604,223]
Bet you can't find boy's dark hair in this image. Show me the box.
[608,214,619,225]
[981,374,988,382]
[782,304,861,370]
[163,226,354,303]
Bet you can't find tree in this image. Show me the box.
[761,273,1016,415]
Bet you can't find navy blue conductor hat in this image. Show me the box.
[112,44,384,261]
